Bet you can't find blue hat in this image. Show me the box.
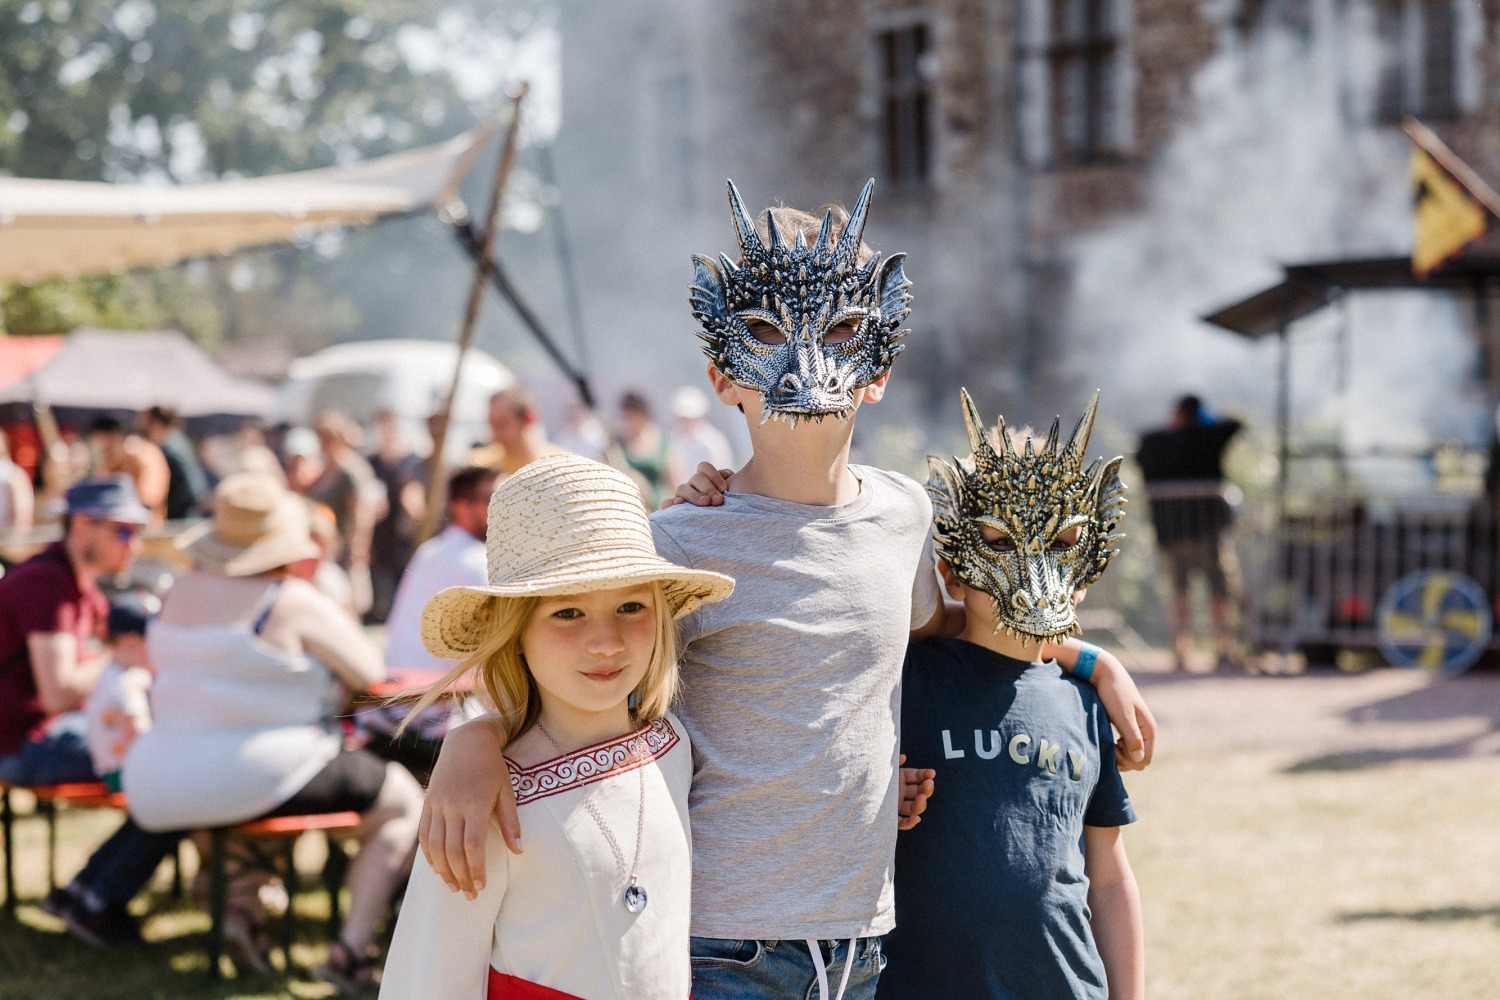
[64,475,152,525]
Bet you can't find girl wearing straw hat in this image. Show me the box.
[380,454,733,1000]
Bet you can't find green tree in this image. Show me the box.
[0,0,545,343]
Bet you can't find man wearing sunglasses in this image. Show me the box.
[0,475,148,787]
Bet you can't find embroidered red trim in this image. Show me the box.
[507,717,678,806]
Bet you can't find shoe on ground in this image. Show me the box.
[40,886,77,920]
[61,898,142,949]
[223,907,274,976]
[314,939,380,994]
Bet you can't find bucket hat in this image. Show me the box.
[175,472,320,577]
[421,454,734,660]
[64,475,151,525]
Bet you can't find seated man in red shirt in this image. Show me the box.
[0,475,148,786]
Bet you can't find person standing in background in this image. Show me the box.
[308,410,380,616]
[139,406,209,521]
[0,427,36,538]
[365,409,426,624]
[470,386,568,475]
[618,390,683,510]
[89,416,170,525]
[1135,394,1247,673]
[669,385,735,477]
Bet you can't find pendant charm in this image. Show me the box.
[624,880,648,913]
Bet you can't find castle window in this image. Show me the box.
[878,23,934,187]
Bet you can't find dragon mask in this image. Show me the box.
[689,179,913,424]
[926,389,1127,644]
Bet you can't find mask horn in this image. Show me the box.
[1063,390,1102,468]
[960,388,1001,467]
[726,180,764,255]
[838,178,876,254]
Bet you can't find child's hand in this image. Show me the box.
[419,716,521,898]
[897,754,935,830]
[661,463,733,508]
[1091,650,1156,771]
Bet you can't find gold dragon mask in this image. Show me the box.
[926,389,1127,644]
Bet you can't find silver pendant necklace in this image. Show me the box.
[536,721,649,914]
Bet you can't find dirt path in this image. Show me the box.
[1133,664,1500,766]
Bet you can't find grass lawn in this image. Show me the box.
[1129,750,1500,999]
[1,676,1497,999]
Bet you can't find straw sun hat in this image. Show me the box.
[176,472,321,577]
[421,454,735,661]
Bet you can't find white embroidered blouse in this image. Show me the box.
[380,714,693,1000]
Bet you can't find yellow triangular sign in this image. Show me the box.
[1411,147,1487,277]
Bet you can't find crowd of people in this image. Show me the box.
[0,382,740,988]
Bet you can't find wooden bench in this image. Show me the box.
[205,810,362,980]
[0,780,184,914]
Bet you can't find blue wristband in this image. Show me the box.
[1072,642,1101,683]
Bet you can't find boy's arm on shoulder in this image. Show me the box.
[1046,638,1155,770]
[1084,825,1145,1000]
[420,715,523,897]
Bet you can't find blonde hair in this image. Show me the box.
[401,581,681,744]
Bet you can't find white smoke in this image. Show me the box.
[1064,11,1488,497]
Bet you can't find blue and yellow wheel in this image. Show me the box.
[1376,570,1491,676]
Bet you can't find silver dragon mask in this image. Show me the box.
[689,179,913,424]
[926,389,1127,644]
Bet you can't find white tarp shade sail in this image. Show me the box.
[0,327,277,417]
[0,128,491,285]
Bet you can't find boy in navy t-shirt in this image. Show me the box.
[880,390,1144,1000]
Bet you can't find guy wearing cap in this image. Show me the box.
[0,475,148,787]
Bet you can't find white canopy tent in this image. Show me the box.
[0,327,278,416]
[0,127,493,284]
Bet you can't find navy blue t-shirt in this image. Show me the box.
[879,638,1137,1000]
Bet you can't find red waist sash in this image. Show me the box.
[487,970,583,1000]
[487,969,691,1000]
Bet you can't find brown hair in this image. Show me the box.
[753,202,874,267]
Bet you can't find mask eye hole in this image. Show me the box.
[1048,526,1083,552]
[823,320,860,345]
[980,525,1017,553]
[745,319,787,345]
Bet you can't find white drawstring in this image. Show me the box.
[804,938,857,1000]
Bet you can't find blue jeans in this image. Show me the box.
[690,936,884,1000]
[0,714,96,787]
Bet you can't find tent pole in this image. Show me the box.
[419,83,529,546]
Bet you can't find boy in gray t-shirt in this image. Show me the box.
[418,180,1156,1000]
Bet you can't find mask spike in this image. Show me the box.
[815,209,834,251]
[726,179,764,255]
[838,178,876,255]
[793,226,808,251]
[996,413,1016,459]
[1063,390,1101,468]
[1045,417,1061,454]
[765,209,786,252]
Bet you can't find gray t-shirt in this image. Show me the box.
[650,465,941,939]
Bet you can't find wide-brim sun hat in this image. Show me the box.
[176,471,321,577]
[421,453,735,661]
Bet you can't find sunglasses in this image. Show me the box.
[110,523,141,543]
